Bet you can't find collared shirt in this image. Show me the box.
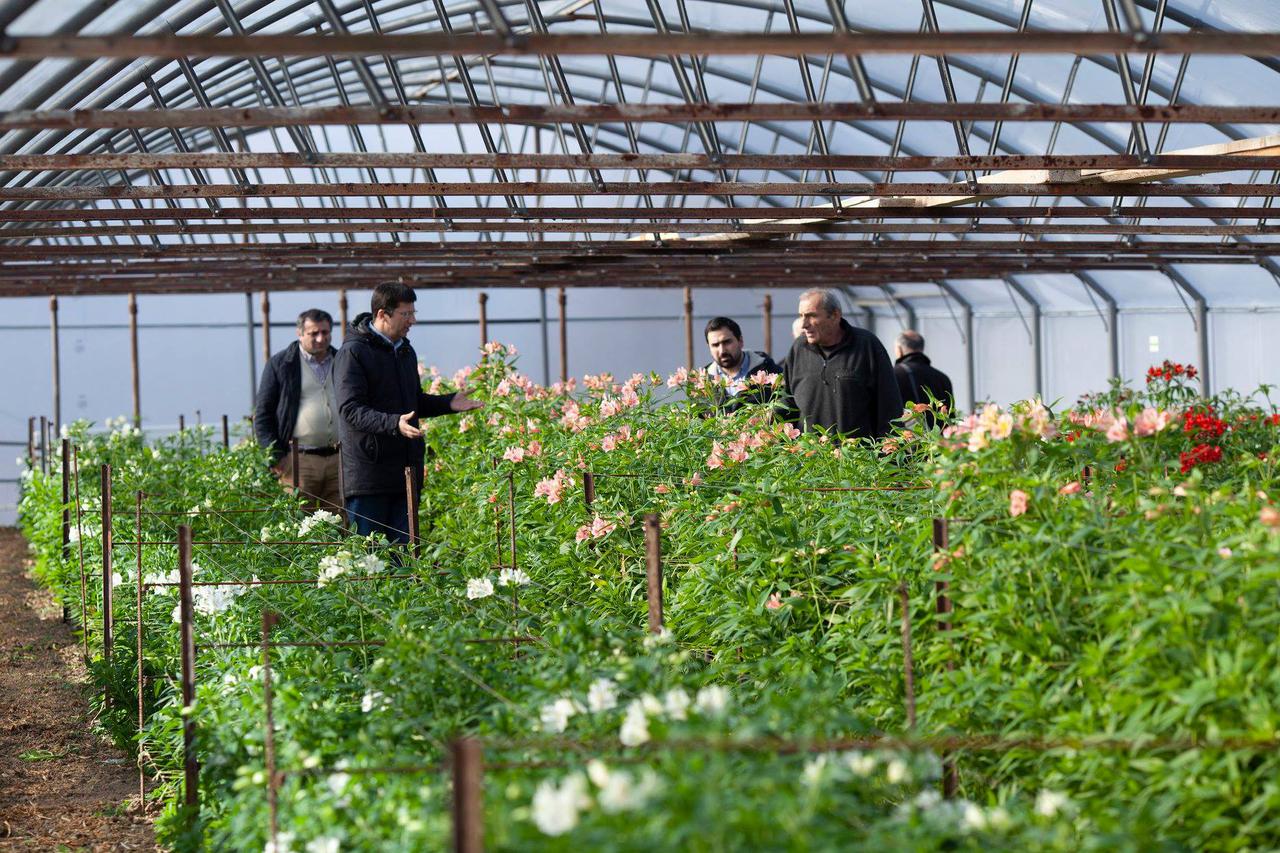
[370,324,405,351]
[705,351,756,384]
[300,347,333,385]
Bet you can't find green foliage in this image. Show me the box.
[18,357,1280,851]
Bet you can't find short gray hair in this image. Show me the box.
[799,288,842,316]
[896,330,925,352]
[296,308,333,330]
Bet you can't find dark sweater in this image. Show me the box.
[333,313,457,498]
[781,320,903,439]
[894,352,955,417]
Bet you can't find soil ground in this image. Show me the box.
[0,526,155,850]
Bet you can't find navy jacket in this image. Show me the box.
[334,314,457,498]
[781,320,903,439]
[253,340,339,464]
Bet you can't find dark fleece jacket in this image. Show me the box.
[780,319,903,439]
[333,313,457,498]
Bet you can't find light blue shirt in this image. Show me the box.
[370,324,405,351]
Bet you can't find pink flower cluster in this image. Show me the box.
[1067,406,1174,443]
[534,469,574,504]
[599,424,643,453]
[943,401,1055,451]
[706,427,789,469]
[502,440,543,464]
[599,385,642,417]
[582,373,615,392]
[558,400,593,433]
[667,366,712,392]
[482,341,518,357]
[549,378,577,396]
[575,515,618,542]
[1008,489,1029,517]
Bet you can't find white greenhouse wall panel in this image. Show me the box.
[1210,311,1280,398]
[1043,315,1114,408]
[973,315,1037,405]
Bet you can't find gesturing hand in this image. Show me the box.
[450,386,484,412]
[397,411,423,439]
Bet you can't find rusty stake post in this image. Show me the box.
[762,293,773,356]
[39,415,47,474]
[683,286,694,368]
[73,446,88,663]
[178,413,185,432]
[27,416,35,468]
[899,582,916,731]
[60,438,70,559]
[177,524,199,814]
[583,471,595,510]
[478,291,488,347]
[129,292,140,424]
[404,466,419,557]
[507,471,518,650]
[931,518,959,798]
[50,296,61,432]
[135,490,145,804]
[289,438,300,491]
[260,291,271,368]
[101,463,113,667]
[221,414,229,449]
[644,514,663,634]
[451,737,484,853]
[557,286,567,383]
[261,610,281,848]
[338,289,349,341]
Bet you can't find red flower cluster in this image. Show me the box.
[1271,414,1280,427]
[1182,407,1227,440]
[1180,443,1223,474]
[1147,360,1199,383]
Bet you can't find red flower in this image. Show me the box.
[1179,443,1223,474]
[1182,408,1227,440]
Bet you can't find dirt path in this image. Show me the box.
[0,527,155,850]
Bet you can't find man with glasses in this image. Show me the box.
[334,282,482,544]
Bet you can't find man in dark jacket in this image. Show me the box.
[334,282,482,544]
[893,330,955,426]
[781,289,903,439]
[702,316,783,413]
[254,308,343,512]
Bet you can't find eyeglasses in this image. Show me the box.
[393,309,417,319]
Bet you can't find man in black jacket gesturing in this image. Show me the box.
[334,282,482,543]
[781,289,903,440]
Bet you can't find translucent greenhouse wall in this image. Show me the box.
[3,284,1279,523]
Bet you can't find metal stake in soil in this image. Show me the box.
[931,517,959,798]
[762,293,773,356]
[644,514,663,634]
[261,610,281,847]
[290,438,300,492]
[451,738,484,853]
[101,463,113,669]
[478,291,489,346]
[899,582,916,730]
[583,471,595,510]
[405,466,420,558]
[221,414,229,449]
[177,524,199,815]
[135,490,146,804]
[73,445,88,663]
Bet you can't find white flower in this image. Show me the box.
[539,697,578,734]
[497,567,531,587]
[466,577,495,600]
[355,554,386,574]
[662,688,690,721]
[305,837,340,853]
[111,572,123,588]
[531,773,590,836]
[885,758,911,785]
[802,754,829,787]
[586,678,618,713]
[317,552,353,587]
[587,761,659,814]
[960,801,987,831]
[912,789,942,811]
[361,691,386,713]
[263,832,295,853]
[298,509,342,537]
[326,772,350,798]
[619,701,650,747]
[641,629,673,649]
[844,751,876,777]
[987,806,1012,831]
[192,584,239,616]
[146,568,181,587]
[1034,789,1070,818]
[638,693,663,716]
[694,685,729,716]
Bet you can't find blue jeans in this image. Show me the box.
[345,493,412,545]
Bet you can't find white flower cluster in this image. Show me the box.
[316,551,384,587]
[360,690,391,713]
[262,833,342,853]
[897,789,1014,834]
[806,749,941,790]
[103,415,142,439]
[531,761,660,836]
[465,568,530,600]
[298,509,342,537]
[535,678,729,746]
[170,579,247,623]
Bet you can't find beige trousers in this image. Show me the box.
[277,451,343,516]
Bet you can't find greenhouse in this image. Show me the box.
[3,1,1280,850]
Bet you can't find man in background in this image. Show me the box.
[781,289,902,439]
[334,282,482,544]
[702,316,782,412]
[254,308,342,513]
[893,330,954,425]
